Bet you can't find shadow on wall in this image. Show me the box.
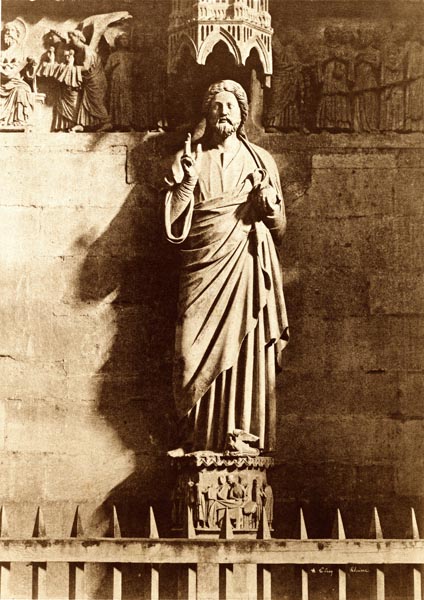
[75,133,185,541]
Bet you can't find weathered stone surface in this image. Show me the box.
[398,373,424,417]
[369,273,424,314]
[355,465,396,497]
[0,359,67,401]
[277,415,397,463]
[393,169,424,216]
[283,315,424,374]
[0,130,422,547]
[279,371,400,416]
[305,167,395,217]
[2,148,129,207]
[0,207,41,259]
[44,450,136,502]
[397,149,424,169]
[277,462,357,499]
[0,452,46,502]
[283,215,424,272]
[395,459,424,497]
[312,153,397,170]
[284,267,369,318]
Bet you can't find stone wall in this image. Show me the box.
[1,0,424,597]
[0,130,423,598]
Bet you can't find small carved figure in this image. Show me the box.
[206,480,219,528]
[228,475,246,501]
[353,28,381,132]
[194,481,207,527]
[105,32,135,131]
[317,26,354,131]
[23,57,38,93]
[252,478,263,527]
[265,34,304,132]
[0,19,34,128]
[261,483,274,527]
[68,29,111,131]
[38,44,58,78]
[217,474,230,500]
[380,25,408,132]
[405,28,424,132]
[52,49,83,132]
[171,479,185,526]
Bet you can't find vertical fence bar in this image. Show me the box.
[197,564,220,600]
[109,506,122,600]
[69,507,85,600]
[0,507,10,600]
[32,507,47,600]
[178,507,196,600]
[409,508,422,600]
[184,506,196,540]
[257,509,271,600]
[148,507,160,600]
[219,510,233,599]
[298,508,309,600]
[332,509,347,600]
[369,507,385,600]
[178,565,196,600]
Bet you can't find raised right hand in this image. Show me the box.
[181,133,200,181]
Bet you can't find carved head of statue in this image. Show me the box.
[356,27,375,49]
[116,32,130,49]
[323,26,338,47]
[69,29,86,49]
[201,79,248,140]
[226,474,236,486]
[47,29,67,47]
[3,20,25,48]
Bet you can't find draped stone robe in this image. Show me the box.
[165,139,289,452]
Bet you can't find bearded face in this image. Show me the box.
[208,90,242,140]
[4,28,18,47]
[214,119,239,139]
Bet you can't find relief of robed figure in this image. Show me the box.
[0,19,34,128]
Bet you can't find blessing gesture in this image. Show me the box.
[181,133,202,182]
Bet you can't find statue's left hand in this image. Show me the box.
[255,186,280,217]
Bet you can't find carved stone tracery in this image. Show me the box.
[168,0,273,86]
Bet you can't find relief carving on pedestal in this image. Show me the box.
[171,454,274,535]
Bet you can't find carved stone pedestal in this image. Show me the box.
[171,453,274,539]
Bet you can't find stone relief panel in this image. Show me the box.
[1,0,170,132]
[265,22,424,134]
[1,1,423,134]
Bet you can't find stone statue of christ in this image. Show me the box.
[165,80,289,454]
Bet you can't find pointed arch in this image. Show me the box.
[198,28,243,66]
[243,35,273,75]
[169,33,198,72]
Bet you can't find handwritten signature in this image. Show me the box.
[310,566,370,576]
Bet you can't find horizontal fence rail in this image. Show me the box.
[0,538,423,564]
[0,505,421,599]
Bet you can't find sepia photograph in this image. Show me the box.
[0,0,423,598]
